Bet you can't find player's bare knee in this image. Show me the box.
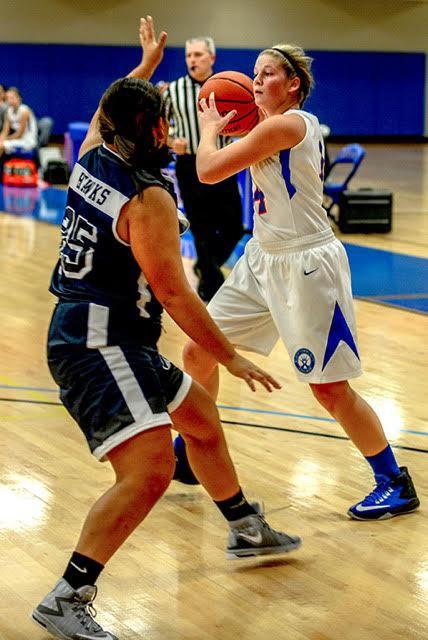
[310,381,350,413]
[144,466,175,498]
[183,339,198,364]
[184,426,222,451]
[183,339,215,372]
[121,460,174,503]
[149,448,176,488]
[118,445,175,493]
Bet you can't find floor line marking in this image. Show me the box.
[1,395,427,438]
[222,420,428,454]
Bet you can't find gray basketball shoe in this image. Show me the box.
[227,512,302,559]
[32,578,118,639]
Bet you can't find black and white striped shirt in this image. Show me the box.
[164,74,231,155]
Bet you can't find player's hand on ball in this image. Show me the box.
[199,92,237,135]
[225,353,282,392]
[198,71,258,136]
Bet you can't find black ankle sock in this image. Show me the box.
[63,551,104,590]
[214,488,257,522]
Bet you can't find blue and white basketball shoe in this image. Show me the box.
[172,434,200,485]
[348,467,420,520]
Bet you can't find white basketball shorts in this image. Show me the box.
[207,229,363,383]
[3,136,37,152]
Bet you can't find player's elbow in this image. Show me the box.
[197,166,218,184]
[154,280,193,311]
[198,173,215,184]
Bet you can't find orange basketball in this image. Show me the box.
[199,71,259,136]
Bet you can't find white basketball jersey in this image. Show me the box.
[7,104,38,147]
[250,109,329,243]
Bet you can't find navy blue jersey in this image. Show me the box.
[49,144,176,349]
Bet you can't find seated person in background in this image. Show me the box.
[0,87,38,156]
[0,84,7,131]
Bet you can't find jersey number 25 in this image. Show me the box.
[59,206,97,279]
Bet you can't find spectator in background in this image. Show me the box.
[0,87,38,156]
[163,37,244,302]
[0,84,7,131]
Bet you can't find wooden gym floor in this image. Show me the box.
[0,142,427,640]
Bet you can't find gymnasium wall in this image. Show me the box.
[1,0,427,50]
[0,0,426,136]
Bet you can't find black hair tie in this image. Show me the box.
[270,47,299,76]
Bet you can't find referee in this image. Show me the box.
[163,36,244,302]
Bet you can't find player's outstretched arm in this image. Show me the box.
[121,188,282,394]
[79,15,167,159]
[129,16,167,82]
[197,93,305,183]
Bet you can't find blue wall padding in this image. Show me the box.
[0,44,425,136]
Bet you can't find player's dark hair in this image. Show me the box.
[261,45,314,107]
[98,77,169,171]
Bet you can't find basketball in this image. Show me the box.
[198,71,259,136]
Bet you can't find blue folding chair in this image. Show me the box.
[323,143,366,218]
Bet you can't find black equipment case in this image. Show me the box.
[43,160,71,185]
[338,189,393,233]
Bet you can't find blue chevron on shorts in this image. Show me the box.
[322,301,359,371]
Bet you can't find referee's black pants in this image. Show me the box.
[175,154,244,301]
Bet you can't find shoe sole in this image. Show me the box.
[31,611,71,640]
[347,500,420,521]
[32,609,117,639]
[226,538,302,560]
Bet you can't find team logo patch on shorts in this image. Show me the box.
[294,348,315,374]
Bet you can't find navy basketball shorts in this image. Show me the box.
[48,343,192,461]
